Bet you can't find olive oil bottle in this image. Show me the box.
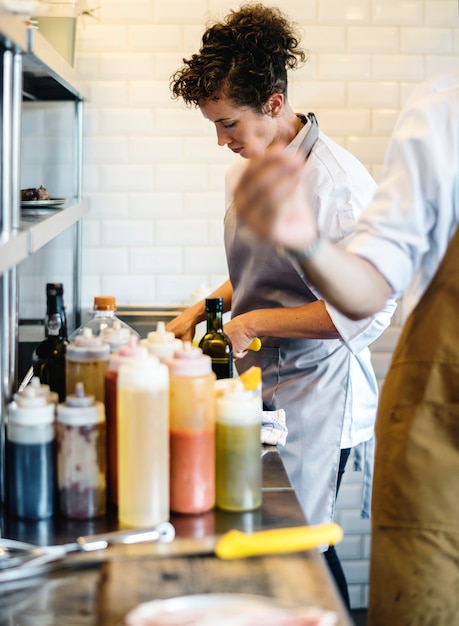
[199,298,233,379]
[32,283,68,402]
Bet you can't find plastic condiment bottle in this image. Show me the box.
[69,295,140,342]
[65,327,110,402]
[7,386,56,520]
[105,336,148,508]
[57,382,106,519]
[15,375,59,408]
[165,342,216,514]
[141,321,183,362]
[117,352,169,527]
[215,380,262,512]
[101,319,131,353]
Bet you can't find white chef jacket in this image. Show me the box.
[348,67,459,317]
[225,118,396,524]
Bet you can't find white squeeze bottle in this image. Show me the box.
[141,321,182,362]
[117,351,169,527]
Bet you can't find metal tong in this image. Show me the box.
[0,521,175,583]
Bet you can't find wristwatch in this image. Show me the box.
[277,232,323,264]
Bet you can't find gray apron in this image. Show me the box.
[368,226,459,625]
[225,115,350,525]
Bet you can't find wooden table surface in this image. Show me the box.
[0,447,352,626]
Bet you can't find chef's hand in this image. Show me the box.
[166,307,198,343]
[224,315,256,359]
[234,145,319,251]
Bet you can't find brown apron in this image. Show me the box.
[368,226,459,626]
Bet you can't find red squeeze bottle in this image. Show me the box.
[165,342,216,514]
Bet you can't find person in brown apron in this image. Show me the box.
[233,66,459,625]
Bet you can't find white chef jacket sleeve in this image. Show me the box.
[347,77,459,307]
[324,298,397,355]
[307,168,398,355]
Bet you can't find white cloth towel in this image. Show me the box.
[261,409,288,446]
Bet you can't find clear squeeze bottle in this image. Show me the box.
[65,328,110,402]
[216,380,262,512]
[57,382,106,519]
[32,282,68,402]
[141,321,183,362]
[69,295,139,342]
[7,386,56,519]
[104,337,147,508]
[199,297,233,379]
[117,352,169,527]
[165,342,216,514]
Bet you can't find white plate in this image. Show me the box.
[124,593,338,626]
[21,199,68,208]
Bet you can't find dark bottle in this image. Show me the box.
[33,283,68,402]
[199,298,233,379]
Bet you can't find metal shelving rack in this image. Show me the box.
[0,14,88,501]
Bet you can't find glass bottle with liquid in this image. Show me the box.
[57,382,106,519]
[32,282,68,402]
[69,295,139,343]
[117,352,169,527]
[199,298,233,379]
[7,385,56,519]
[216,380,262,512]
[165,342,216,514]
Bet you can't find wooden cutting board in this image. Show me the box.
[97,550,352,626]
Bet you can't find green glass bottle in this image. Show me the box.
[32,283,68,402]
[199,298,233,379]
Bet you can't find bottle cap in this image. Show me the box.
[66,327,110,361]
[189,284,211,304]
[205,297,223,313]
[102,320,131,352]
[14,382,48,408]
[46,282,64,298]
[65,382,95,407]
[165,341,212,377]
[93,295,116,311]
[8,384,55,425]
[57,382,104,426]
[146,321,175,344]
[107,335,148,371]
[141,321,183,361]
[14,376,59,407]
[216,379,262,424]
[118,351,169,390]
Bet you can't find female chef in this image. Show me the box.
[167,4,396,607]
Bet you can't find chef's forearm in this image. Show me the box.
[238,300,340,340]
[292,239,393,320]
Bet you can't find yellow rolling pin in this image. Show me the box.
[215,522,343,560]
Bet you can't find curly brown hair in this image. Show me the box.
[170,4,307,113]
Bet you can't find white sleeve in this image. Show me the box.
[324,298,397,355]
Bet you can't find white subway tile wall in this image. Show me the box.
[19,0,458,608]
